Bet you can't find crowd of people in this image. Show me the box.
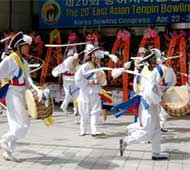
[0,29,188,163]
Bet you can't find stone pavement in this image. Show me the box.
[0,104,190,170]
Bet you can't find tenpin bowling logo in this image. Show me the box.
[41,0,61,25]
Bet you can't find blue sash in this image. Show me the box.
[86,72,94,80]
[112,95,149,118]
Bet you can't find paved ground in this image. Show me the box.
[0,104,190,170]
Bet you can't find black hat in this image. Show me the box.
[8,32,32,50]
[141,50,155,62]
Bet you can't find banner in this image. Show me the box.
[39,0,190,29]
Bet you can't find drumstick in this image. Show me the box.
[165,52,183,60]
[0,36,12,43]
[29,56,44,73]
[84,67,144,78]
[45,42,88,47]
[29,64,40,68]
[177,72,189,77]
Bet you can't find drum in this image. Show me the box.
[162,86,190,117]
[25,88,54,119]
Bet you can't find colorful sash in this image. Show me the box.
[0,53,26,100]
[112,95,149,118]
[10,52,26,74]
[99,89,113,104]
[156,65,168,88]
[85,62,113,103]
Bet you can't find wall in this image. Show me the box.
[0,0,32,32]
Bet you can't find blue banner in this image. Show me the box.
[39,0,190,29]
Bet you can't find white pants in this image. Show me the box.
[1,86,30,152]
[60,84,79,113]
[78,93,101,134]
[127,122,141,134]
[125,104,161,155]
[160,106,169,129]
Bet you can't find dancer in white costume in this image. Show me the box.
[52,54,80,115]
[74,45,107,136]
[0,32,43,162]
[120,50,169,160]
[127,59,146,135]
[127,48,176,134]
[152,48,176,132]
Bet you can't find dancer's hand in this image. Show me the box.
[88,79,98,85]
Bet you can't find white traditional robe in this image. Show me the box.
[0,55,32,152]
[74,62,107,135]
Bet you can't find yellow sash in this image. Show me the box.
[10,52,26,74]
[1,52,26,88]
[136,66,152,93]
[10,52,55,127]
[87,62,95,70]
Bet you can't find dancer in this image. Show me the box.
[119,50,169,160]
[74,45,107,136]
[0,32,43,162]
[127,48,176,134]
[126,57,146,134]
[52,53,80,115]
[152,48,177,132]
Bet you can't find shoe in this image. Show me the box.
[120,139,126,157]
[152,156,168,160]
[152,153,169,160]
[91,132,105,137]
[74,112,79,116]
[3,152,20,162]
[120,139,125,157]
[161,128,168,132]
[0,140,11,152]
[73,108,78,116]
[80,132,86,136]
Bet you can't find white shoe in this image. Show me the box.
[73,108,78,116]
[3,152,20,162]
[80,132,86,136]
[91,131,106,137]
[74,111,79,116]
